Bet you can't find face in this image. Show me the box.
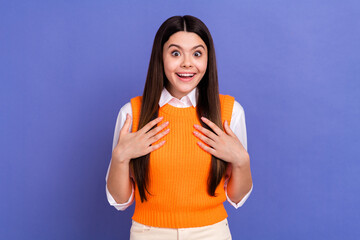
[162,31,208,99]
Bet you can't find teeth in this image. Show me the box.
[178,73,195,77]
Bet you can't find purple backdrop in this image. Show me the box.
[1,0,359,239]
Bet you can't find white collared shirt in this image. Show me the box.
[106,88,253,210]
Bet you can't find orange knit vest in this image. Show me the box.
[130,94,235,228]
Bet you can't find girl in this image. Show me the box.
[106,15,253,240]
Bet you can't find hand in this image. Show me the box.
[193,117,249,167]
[112,114,170,164]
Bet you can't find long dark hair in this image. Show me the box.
[130,15,228,202]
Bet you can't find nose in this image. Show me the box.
[181,54,192,68]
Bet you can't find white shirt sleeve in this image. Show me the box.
[224,100,253,209]
[105,102,135,211]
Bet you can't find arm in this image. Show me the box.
[105,103,134,210]
[193,100,253,209]
[225,160,253,207]
[106,160,134,205]
[105,103,169,210]
[225,101,253,207]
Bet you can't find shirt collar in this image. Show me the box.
[159,87,198,108]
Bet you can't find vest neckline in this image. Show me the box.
[160,103,197,118]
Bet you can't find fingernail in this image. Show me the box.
[159,116,164,120]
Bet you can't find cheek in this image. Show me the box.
[164,58,179,73]
[196,60,208,74]
[163,62,178,83]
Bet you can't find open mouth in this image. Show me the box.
[176,73,196,81]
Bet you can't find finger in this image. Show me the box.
[197,141,217,156]
[223,120,236,137]
[139,116,164,134]
[193,131,215,147]
[119,114,132,136]
[200,117,224,136]
[147,140,166,153]
[193,124,218,141]
[146,121,169,138]
[148,128,170,145]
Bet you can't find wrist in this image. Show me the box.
[112,146,131,164]
[232,154,250,169]
[112,153,131,165]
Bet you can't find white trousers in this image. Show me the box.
[129,218,232,240]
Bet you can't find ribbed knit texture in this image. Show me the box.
[130,94,235,228]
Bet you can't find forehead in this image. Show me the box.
[164,31,207,50]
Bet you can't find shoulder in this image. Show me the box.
[219,94,244,112]
[117,95,143,118]
[233,100,245,116]
[219,94,245,118]
[130,96,142,105]
[219,94,234,103]
[116,102,132,121]
[120,102,132,113]
[219,94,235,109]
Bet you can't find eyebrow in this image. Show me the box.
[168,44,206,51]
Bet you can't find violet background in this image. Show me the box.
[1,0,359,239]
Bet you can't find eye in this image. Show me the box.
[194,51,202,57]
[171,51,181,57]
